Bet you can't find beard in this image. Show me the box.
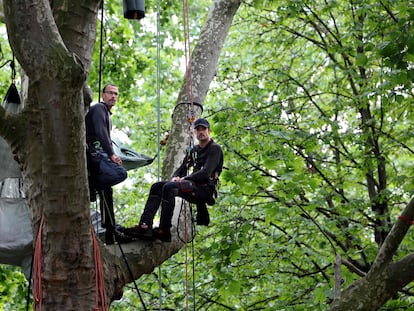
[197,135,210,143]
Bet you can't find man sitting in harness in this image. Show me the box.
[123,118,223,242]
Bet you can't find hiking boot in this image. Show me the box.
[113,227,137,244]
[120,223,154,240]
[153,227,171,242]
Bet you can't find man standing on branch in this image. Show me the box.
[85,83,127,244]
[122,118,224,242]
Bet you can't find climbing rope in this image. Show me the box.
[181,0,197,148]
[97,0,105,102]
[398,215,414,225]
[31,214,108,311]
[156,0,164,309]
[11,55,16,83]
[182,0,194,110]
[180,0,198,309]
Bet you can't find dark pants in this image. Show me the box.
[98,187,114,228]
[139,180,214,228]
[93,153,127,189]
[88,152,127,231]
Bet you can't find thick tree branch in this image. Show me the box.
[3,0,85,84]
[370,196,414,273]
[164,0,242,179]
[329,197,414,310]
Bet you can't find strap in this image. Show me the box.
[173,102,203,114]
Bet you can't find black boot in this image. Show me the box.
[153,227,171,242]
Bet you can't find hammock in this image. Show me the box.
[112,137,155,171]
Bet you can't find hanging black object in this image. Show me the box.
[2,83,22,114]
[2,55,22,113]
[2,56,22,114]
[0,82,22,181]
[123,0,145,20]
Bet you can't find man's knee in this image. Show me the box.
[163,181,179,197]
[150,181,165,194]
[116,167,127,182]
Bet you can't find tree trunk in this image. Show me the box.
[163,0,242,179]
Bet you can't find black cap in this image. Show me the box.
[194,118,210,129]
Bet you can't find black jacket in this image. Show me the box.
[85,103,114,157]
[173,139,223,185]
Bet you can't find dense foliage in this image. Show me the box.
[1,0,414,309]
[203,1,414,309]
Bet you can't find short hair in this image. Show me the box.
[102,83,117,93]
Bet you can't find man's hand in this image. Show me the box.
[111,154,122,165]
[171,176,182,182]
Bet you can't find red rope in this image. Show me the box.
[92,227,107,311]
[33,215,45,311]
[399,215,414,225]
[31,216,107,310]
[183,204,190,310]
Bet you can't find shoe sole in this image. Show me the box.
[114,232,137,243]
[153,234,171,242]
[136,232,155,240]
[121,229,154,240]
[155,238,171,242]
